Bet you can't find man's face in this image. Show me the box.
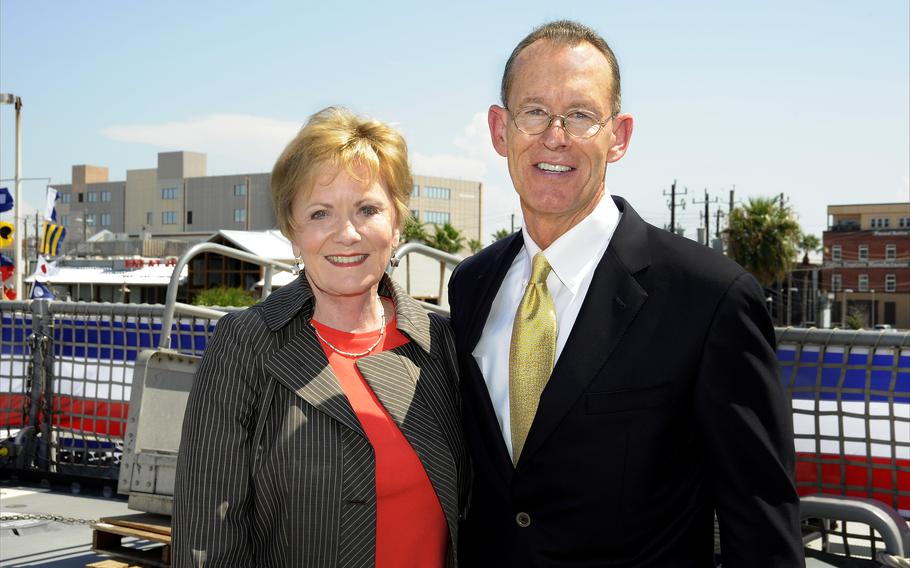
[489,40,632,230]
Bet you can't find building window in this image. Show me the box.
[858,274,869,292]
[100,213,111,227]
[870,217,890,229]
[900,217,910,228]
[234,183,246,196]
[831,274,842,292]
[61,193,71,204]
[425,186,451,200]
[858,245,869,262]
[885,244,896,261]
[234,208,246,223]
[87,191,97,203]
[77,193,83,203]
[60,215,69,227]
[424,211,450,224]
[187,211,193,225]
[885,274,896,293]
[831,245,842,262]
[86,214,96,226]
[411,184,420,197]
[162,187,178,200]
[162,211,177,225]
[101,191,112,202]
[146,212,153,225]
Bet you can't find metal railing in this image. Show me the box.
[158,242,295,349]
[1,299,222,479]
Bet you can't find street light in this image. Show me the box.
[870,289,876,328]
[0,93,23,299]
[842,288,854,327]
[786,287,799,327]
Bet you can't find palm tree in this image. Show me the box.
[798,233,820,266]
[401,214,429,293]
[468,239,483,254]
[427,222,465,304]
[492,228,512,242]
[723,197,801,288]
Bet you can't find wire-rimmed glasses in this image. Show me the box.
[508,106,616,139]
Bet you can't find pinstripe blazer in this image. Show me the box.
[172,274,468,567]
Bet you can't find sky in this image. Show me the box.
[1,0,908,243]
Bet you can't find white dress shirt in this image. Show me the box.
[473,194,621,459]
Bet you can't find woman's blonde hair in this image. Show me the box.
[271,106,412,239]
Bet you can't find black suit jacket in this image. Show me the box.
[449,197,803,567]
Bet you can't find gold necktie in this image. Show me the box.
[509,252,556,465]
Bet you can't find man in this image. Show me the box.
[448,20,803,567]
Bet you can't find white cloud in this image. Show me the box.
[412,112,520,241]
[103,114,302,174]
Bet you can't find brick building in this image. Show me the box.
[821,202,910,328]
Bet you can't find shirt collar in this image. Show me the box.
[520,192,621,295]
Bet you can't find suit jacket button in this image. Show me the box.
[516,512,531,527]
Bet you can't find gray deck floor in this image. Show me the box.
[1,483,133,567]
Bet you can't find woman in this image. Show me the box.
[173,107,468,567]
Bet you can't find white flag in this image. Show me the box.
[33,255,59,279]
[44,187,59,221]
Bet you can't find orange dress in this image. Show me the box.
[311,312,448,568]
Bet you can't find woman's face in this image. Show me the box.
[289,164,400,301]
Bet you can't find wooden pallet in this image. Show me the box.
[90,513,172,568]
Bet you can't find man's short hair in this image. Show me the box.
[270,106,412,239]
[501,20,622,116]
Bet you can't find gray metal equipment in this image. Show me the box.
[118,349,200,515]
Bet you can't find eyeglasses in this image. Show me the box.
[508,106,616,139]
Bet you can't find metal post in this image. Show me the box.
[33,299,54,471]
[870,290,875,328]
[263,264,274,299]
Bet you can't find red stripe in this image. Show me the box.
[796,452,910,515]
[51,395,128,437]
[0,394,27,427]
[1,394,129,437]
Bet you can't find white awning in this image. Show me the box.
[25,264,188,286]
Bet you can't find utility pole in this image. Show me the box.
[662,180,687,234]
[779,192,785,209]
[729,186,735,214]
[692,189,719,246]
[510,213,515,233]
[715,209,725,239]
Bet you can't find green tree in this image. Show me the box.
[492,228,512,242]
[402,214,429,243]
[193,286,257,307]
[723,197,801,287]
[846,307,866,330]
[400,214,430,293]
[799,233,821,266]
[468,239,483,254]
[427,222,465,304]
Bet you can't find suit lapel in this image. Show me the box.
[459,233,524,482]
[517,197,651,466]
[464,233,524,351]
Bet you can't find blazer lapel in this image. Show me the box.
[259,274,365,437]
[517,197,651,466]
[356,345,459,540]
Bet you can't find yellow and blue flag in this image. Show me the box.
[40,221,67,256]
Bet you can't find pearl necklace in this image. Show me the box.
[311,307,387,358]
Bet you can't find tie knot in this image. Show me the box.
[529,252,551,284]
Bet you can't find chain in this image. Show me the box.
[0,512,98,525]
